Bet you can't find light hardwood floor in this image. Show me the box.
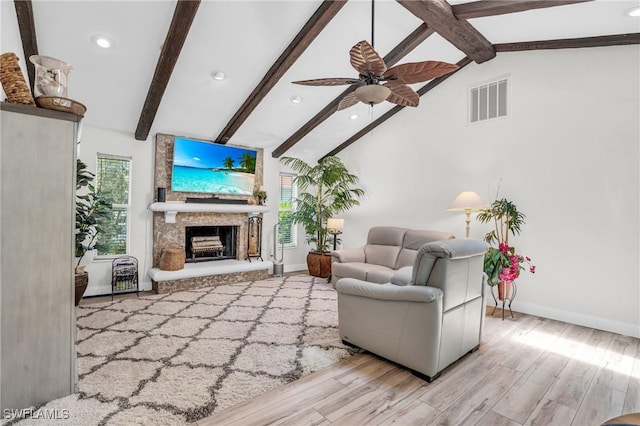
[198,309,640,426]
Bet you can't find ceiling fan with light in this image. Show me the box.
[292,1,459,110]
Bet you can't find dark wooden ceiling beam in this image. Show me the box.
[216,0,347,144]
[452,0,592,20]
[13,0,38,94]
[135,0,200,141]
[495,33,640,52]
[397,0,495,64]
[271,24,434,158]
[271,88,353,158]
[322,57,472,159]
[323,32,640,159]
[385,23,435,65]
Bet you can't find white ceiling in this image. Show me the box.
[1,0,639,160]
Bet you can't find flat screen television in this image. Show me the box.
[171,137,257,196]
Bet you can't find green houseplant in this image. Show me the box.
[477,197,535,300]
[75,159,112,304]
[280,156,364,278]
[253,188,267,205]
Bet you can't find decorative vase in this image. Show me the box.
[29,55,72,98]
[497,281,512,301]
[306,251,332,278]
[75,271,88,306]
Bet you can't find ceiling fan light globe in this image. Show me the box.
[355,85,391,105]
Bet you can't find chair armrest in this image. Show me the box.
[336,278,442,303]
[390,266,413,286]
[331,247,365,263]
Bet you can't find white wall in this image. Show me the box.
[79,46,640,339]
[329,46,639,337]
[78,127,155,296]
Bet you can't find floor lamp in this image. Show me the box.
[447,191,486,238]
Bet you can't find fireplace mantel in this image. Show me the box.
[149,202,269,223]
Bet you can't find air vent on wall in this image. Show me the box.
[469,78,508,123]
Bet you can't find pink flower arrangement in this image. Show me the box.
[485,242,535,286]
[498,243,535,281]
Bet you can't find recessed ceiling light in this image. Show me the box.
[625,6,640,17]
[211,71,225,81]
[349,114,358,120]
[91,35,112,49]
[290,96,302,104]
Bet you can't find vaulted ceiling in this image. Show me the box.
[2,0,639,161]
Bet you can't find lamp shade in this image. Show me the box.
[447,191,486,211]
[327,218,344,233]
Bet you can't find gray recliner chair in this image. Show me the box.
[335,238,489,382]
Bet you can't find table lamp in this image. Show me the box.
[327,218,344,250]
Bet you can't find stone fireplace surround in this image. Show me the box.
[148,134,271,293]
[152,211,248,267]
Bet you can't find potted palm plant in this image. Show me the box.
[75,159,112,305]
[280,156,364,278]
[477,197,535,300]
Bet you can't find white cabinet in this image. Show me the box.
[1,102,79,410]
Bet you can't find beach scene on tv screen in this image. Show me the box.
[171,137,256,195]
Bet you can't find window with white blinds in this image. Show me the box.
[470,78,508,123]
[278,173,297,247]
[95,154,131,256]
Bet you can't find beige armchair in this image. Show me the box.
[335,238,489,382]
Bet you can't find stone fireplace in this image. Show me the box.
[152,211,249,267]
[149,207,271,293]
[149,134,270,294]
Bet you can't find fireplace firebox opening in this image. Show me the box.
[185,225,238,262]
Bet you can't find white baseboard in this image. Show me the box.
[84,282,152,298]
[489,299,640,338]
[284,263,308,273]
[83,285,112,298]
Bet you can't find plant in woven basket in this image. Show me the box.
[280,156,364,278]
[280,156,364,253]
[75,159,112,273]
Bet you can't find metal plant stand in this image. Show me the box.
[490,281,517,320]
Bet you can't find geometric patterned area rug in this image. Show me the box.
[7,274,358,425]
